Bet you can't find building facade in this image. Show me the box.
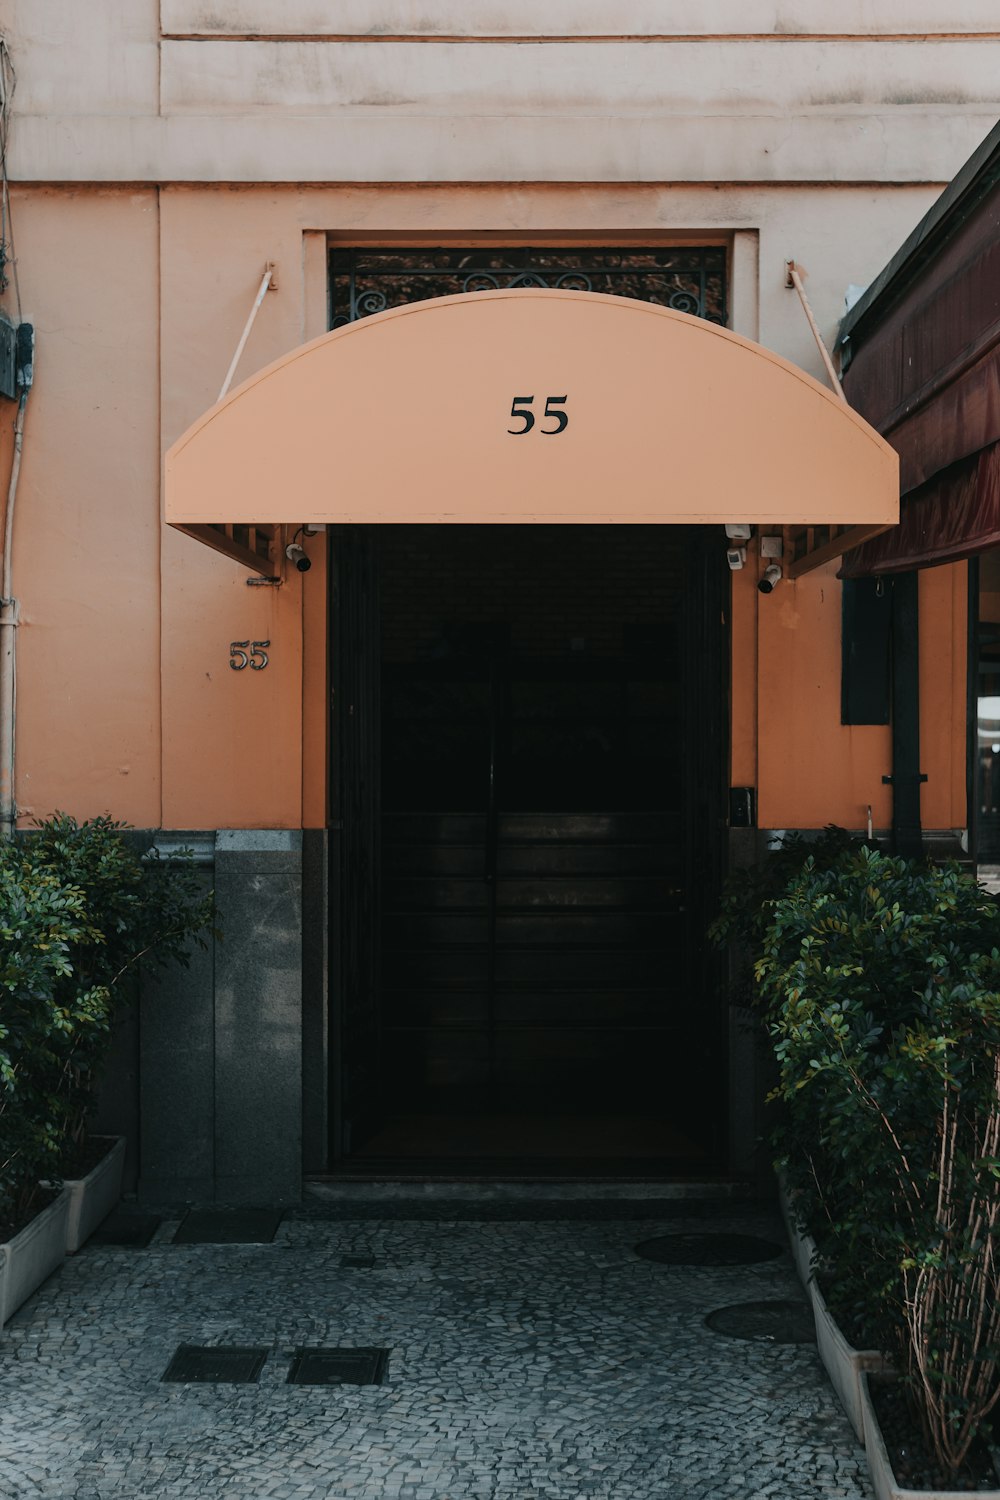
[1,2,998,1199]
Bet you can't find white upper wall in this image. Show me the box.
[2,0,159,116]
[2,0,999,182]
[159,1,1000,39]
[160,41,1000,116]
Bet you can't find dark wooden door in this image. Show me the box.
[334,525,727,1170]
[332,528,382,1154]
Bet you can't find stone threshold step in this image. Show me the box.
[304,1176,759,1202]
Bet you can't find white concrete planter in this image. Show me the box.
[61,1135,126,1254]
[811,1277,887,1443]
[0,1188,69,1330]
[859,1372,1000,1500]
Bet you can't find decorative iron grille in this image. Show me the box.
[329,247,727,328]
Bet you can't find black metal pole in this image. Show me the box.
[887,572,925,858]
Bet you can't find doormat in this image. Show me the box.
[88,1211,161,1248]
[705,1300,815,1344]
[286,1348,390,1386]
[161,1344,269,1383]
[633,1233,784,1265]
[340,1253,376,1269]
[171,1208,283,1244]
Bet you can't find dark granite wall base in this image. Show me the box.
[89,823,859,1200]
[213,830,303,1203]
[139,878,217,1201]
[95,830,311,1205]
[89,992,141,1194]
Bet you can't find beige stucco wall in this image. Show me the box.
[0,3,992,831]
[6,2,1000,183]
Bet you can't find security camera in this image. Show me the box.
[758,563,782,594]
[285,543,311,573]
[726,547,746,571]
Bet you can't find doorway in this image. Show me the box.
[331,523,727,1174]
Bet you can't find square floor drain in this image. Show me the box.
[162,1344,268,1384]
[286,1348,389,1386]
[172,1208,283,1245]
[340,1253,376,1269]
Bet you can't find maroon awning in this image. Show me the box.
[837,130,1000,577]
[840,440,1000,577]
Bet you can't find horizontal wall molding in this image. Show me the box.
[159,0,1000,40]
[158,39,1000,117]
[158,34,1000,45]
[10,111,997,185]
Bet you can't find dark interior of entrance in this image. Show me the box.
[332,524,726,1175]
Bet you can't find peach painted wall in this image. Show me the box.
[756,555,894,832]
[920,561,969,831]
[0,178,974,833]
[3,189,162,828]
[754,549,967,833]
[158,189,315,830]
[729,561,758,793]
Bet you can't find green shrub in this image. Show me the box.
[744,845,1000,1482]
[0,814,213,1229]
[0,852,98,1224]
[708,826,863,1009]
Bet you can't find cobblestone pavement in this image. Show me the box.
[0,1199,873,1499]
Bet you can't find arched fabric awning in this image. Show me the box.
[165,288,898,575]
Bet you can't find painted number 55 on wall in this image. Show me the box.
[230,640,270,670]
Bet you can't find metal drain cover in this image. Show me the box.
[287,1347,390,1386]
[162,1344,269,1383]
[705,1300,816,1344]
[634,1233,784,1266]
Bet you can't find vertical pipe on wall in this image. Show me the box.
[0,385,28,838]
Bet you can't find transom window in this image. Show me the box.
[329,247,727,329]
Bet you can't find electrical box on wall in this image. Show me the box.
[729,787,756,828]
[0,316,17,399]
[0,318,33,400]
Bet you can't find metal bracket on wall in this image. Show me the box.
[785,259,848,405]
[218,262,278,403]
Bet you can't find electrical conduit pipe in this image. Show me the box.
[0,366,31,840]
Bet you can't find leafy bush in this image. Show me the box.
[726,842,1000,1483]
[0,854,98,1226]
[708,825,864,1006]
[0,814,213,1230]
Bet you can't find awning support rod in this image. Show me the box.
[218,262,277,403]
[786,521,893,579]
[785,260,848,406]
